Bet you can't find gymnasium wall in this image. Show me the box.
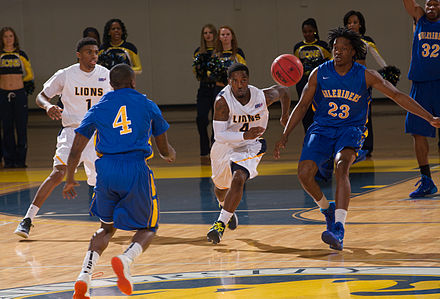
[0,0,414,108]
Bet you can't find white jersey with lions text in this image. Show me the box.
[42,63,111,127]
[217,84,269,147]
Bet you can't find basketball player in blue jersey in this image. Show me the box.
[274,27,440,251]
[403,0,440,198]
[63,64,176,298]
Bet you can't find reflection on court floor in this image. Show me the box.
[1,159,440,298]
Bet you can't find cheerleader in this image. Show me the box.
[293,18,331,132]
[98,19,142,74]
[192,24,217,164]
[344,10,400,157]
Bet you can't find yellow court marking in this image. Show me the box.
[0,159,434,183]
[361,185,388,189]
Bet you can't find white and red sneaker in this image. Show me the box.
[73,272,91,299]
[111,255,133,295]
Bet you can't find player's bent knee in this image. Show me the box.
[334,160,350,175]
[232,169,249,184]
[297,166,315,184]
[231,163,250,183]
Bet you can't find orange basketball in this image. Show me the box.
[271,54,303,87]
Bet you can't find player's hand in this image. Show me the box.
[63,180,80,199]
[243,126,265,140]
[46,105,63,121]
[160,145,176,163]
[280,114,289,127]
[273,136,288,159]
[430,117,440,128]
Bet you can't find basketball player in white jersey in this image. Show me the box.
[14,37,112,238]
[207,63,291,244]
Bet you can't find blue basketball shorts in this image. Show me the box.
[90,151,159,231]
[299,123,367,168]
[405,79,440,137]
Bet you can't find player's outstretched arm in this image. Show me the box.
[273,69,318,159]
[366,69,440,127]
[63,133,90,199]
[263,85,291,127]
[155,132,176,163]
[36,91,63,121]
[403,0,425,21]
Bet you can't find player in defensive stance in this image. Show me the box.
[64,64,176,297]
[274,27,440,251]
[207,63,291,244]
[14,37,111,238]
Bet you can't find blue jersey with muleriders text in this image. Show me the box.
[313,61,371,127]
[75,88,169,157]
[408,15,440,82]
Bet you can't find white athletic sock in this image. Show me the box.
[316,195,329,210]
[24,204,40,220]
[123,242,143,263]
[80,250,100,275]
[218,209,233,224]
[335,209,347,226]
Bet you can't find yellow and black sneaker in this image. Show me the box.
[207,221,226,244]
[227,213,238,230]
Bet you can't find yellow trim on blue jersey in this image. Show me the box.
[151,198,158,227]
[145,138,154,160]
[148,171,159,227]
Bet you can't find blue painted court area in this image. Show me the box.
[6,268,440,298]
[0,172,417,225]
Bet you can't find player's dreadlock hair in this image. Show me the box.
[102,18,128,47]
[328,27,366,61]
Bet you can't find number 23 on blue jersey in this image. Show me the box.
[328,102,350,119]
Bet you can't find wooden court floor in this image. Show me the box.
[1,103,440,298]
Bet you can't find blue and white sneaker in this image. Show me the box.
[321,222,345,251]
[320,202,335,231]
[409,175,437,198]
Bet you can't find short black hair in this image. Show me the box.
[110,63,134,89]
[76,37,98,52]
[343,10,366,35]
[328,27,366,61]
[227,63,249,78]
[82,27,101,46]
